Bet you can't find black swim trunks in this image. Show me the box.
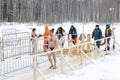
[49,47,54,51]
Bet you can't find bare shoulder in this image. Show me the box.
[54,35,58,39]
[31,32,34,36]
[54,35,57,38]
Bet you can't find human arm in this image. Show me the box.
[99,29,102,38]
[92,30,94,39]
[54,36,59,50]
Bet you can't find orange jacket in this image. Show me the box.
[43,26,50,38]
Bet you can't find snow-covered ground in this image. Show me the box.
[0,22,120,80]
[0,22,119,49]
[48,53,120,80]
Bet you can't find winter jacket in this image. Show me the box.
[69,26,77,39]
[43,26,50,38]
[56,27,65,39]
[92,28,102,40]
[105,28,112,37]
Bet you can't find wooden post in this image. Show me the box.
[105,38,108,55]
[61,49,64,73]
[68,34,70,47]
[112,8,115,50]
[80,45,83,64]
[110,8,115,50]
[33,56,37,80]
[85,34,92,53]
[112,28,115,49]
[33,38,38,80]
[77,36,79,55]
[94,41,97,58]
[82,22,85,44]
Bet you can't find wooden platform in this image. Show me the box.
[8,56,81,80]
[8,48,107,80]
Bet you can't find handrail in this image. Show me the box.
[95,36,115,42]
[0,35,117,80]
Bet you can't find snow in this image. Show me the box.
[0,22,120,80]
[48,53,120,80]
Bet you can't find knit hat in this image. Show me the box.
[106,24,110,28]
[95,25,99,27]
[50,28,54,33]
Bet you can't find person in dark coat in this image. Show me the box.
[56,27,65,40]
[69,25,77,45]
[105,24,112,50]
[92,25,102,48]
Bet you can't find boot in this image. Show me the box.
[107,46,110,51]
[113,45,115,49]
[104,48,106,51]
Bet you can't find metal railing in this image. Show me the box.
[94,36,116,56]
[0,33,90,77]
[0,34,119,80]
[0,32,31,61]
[32,35,119,80]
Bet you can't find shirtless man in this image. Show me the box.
[48,29,59,69]
[31,28,37,53]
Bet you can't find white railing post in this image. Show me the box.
[94,40,98,58]
[19,38,22,56]
[105,38,108,55]
[81,51,94,63]
[80,46,83,64]
[77,36,79,55]
[33,56,37,80]
[61,48,64,73]
[33,38,38,80]
[35,67,46,80]
[113,36,115,50]
[94,40,99,58]
[94,39,104,58]
[115,41,120,48]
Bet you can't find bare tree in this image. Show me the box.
[0,0,119,23]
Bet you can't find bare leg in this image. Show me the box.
[32,40,34,53]
[44,47,47,52]
[43,43,47,52]
[43,41,48,52]
[48,53,53,68]
[53,53,57,69]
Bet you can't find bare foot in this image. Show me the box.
[49,65,53,69]
[53,66,57,69]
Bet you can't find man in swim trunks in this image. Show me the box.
[48,29,59,69]
[31,28,37,53]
